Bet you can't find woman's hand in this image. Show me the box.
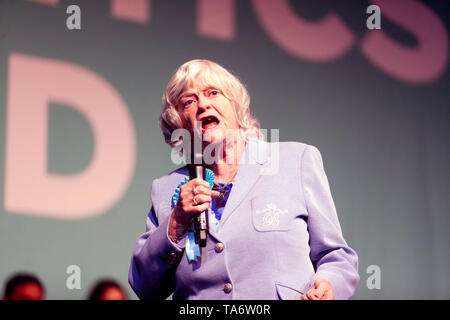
[301,279,335,300]
[168,178,221,243]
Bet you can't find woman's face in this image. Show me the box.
[179,77,240,144]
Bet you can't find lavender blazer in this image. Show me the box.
[128,140,359,300]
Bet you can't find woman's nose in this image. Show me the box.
[197,95,211,112]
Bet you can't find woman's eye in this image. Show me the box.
[210,90,219,96]
[184,100,194,107]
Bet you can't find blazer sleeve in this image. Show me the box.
[128,178,186,300]
[301,145,359,299]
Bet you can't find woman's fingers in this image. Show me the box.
[192,194,212,206]
[322,289,334,300]
[306,291,319,300]
[185,179,222,200]
[179,179,219,211]
[191,178,211,190]
[314,282,327,298]
[175,178,224,228]
[192,180,222,199]
[190,202,210,213]
[197,186,221,198]
[193,184,215,197]
[301,279,335,300]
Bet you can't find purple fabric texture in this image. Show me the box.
[128,140,359,300]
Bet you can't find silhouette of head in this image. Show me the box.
[3,273,45,300]
[88,279,127,300]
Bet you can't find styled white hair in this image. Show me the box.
[159,59,262,147]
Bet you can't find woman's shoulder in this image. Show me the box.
[251,139,315,156]
[279,140,312,150]
[154,166,189,187]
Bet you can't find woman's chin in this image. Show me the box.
[202,137,225,147]
[202,127,225,144]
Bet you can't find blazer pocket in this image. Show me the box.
[275,282,304,300]
[251,196,291,232]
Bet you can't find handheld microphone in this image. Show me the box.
[189,153,209,248]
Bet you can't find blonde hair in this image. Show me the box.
[159,59,262,147]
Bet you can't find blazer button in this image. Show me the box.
[224,283,233,294]
[215,242,224,253]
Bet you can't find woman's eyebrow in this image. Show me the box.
[180,91,197,100]
[180,86,218,100]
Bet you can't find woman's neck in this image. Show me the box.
[206,135,247,183]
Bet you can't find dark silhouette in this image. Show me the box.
[88,279,128,300]
[3,273,45,300]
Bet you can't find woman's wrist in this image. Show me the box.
[168,209,188,243]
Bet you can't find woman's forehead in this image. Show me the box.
[181,81,220,97]
[191,69,223,88]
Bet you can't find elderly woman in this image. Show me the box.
[128,59,359,300]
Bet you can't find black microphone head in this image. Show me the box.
[189,163,204,180]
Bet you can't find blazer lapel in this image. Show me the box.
[218,139,269,227]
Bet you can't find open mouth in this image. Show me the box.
[201,115,220,130]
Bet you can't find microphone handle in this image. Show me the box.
[192,165,208,247]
